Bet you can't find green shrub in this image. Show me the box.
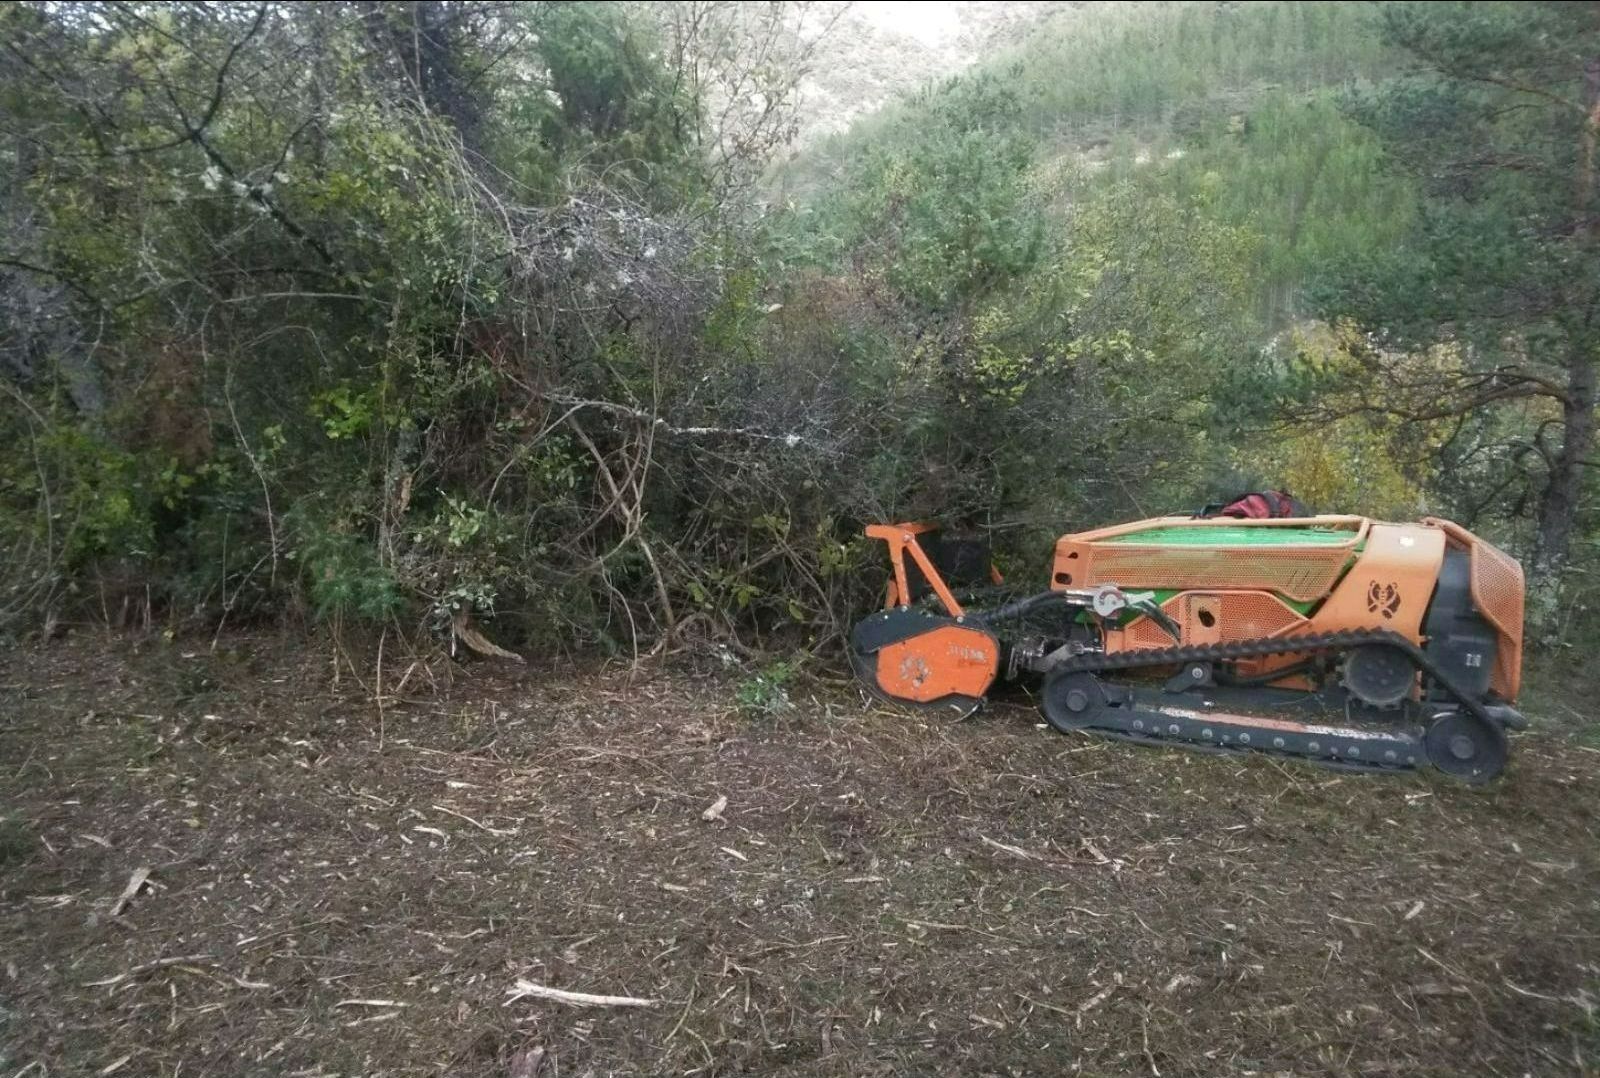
[735,660,800,717]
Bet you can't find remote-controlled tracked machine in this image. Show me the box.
[849,513,1528,783]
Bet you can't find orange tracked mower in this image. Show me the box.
[848,511,1527,783]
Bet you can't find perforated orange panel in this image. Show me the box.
[1079,546,1356,604]
[1202,591,1310,641]
[1124,597,1183,650]
[1470,538,1524,701]
[1120,591,1309,652]
[1422,519,1525,701]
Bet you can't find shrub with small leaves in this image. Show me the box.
[735,660,800,717]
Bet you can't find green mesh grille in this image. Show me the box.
[1102,525,1357,547]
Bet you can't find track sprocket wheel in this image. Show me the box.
[1342,643,1416,709]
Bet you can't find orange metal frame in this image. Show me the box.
[865,523,1002,617]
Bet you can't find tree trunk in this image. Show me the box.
[1532,349,1597,580]
[2,130,105,414]
[1532,54,1600,586]
[1581,55,1600,238]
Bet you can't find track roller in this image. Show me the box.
[1040,670,1109,733]
[1423,711,1509,785]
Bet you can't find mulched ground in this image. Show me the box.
[2,632,1598,1077]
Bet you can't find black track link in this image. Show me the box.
[1047,627,1509,764]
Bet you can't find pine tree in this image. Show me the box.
[1319,2,1600,582]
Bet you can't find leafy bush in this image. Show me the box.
[735,660,799,717]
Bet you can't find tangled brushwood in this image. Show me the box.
[4,1,1598,661]
[0,1,880,656]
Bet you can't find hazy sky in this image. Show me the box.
[851,1,963,46]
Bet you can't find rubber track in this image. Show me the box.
[1045,627,1509,761]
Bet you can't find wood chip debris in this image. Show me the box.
[1078,838,1112,864]
[1016,993,1073,1016]
[1075,983,1117,1026]
[979,834,1040,861]
[334,999,408,1009]
[85,954,214,987]
[109,866,151,917]
[432,803,517,836]
[508,1046,549,1078]
[504,978,660,1008]
[1234,1003,1298,1019]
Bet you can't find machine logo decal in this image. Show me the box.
[1367,581,1401,619]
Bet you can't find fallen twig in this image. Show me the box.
[1076,984,1116,1025]
[979,833,1041,861]
[109,866,151,917]
[1076,974,1125,1027]
[451,611,524,663]
[750,935,850,956]
[85,954,214,987]
[1016,992,1073,1017]
[504,978,660,1008]
[1504,980,1597,1016]
[432,804,517,836]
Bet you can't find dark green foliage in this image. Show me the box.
[529,2,701,194]
[2,0,1593,656]
[1308,1,1600,583]
[850,72,1045,311]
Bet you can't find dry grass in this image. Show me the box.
[2,632,1598,1076]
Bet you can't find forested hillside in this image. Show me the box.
[3,0,1597,657]
[781,0,1600,610]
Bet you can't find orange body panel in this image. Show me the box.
[1120,589,1310,649]
[874,625,1000,702]
[1310,523,1443,641]
[1113,588,1314,683]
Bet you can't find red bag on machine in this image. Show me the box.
[1212,490,1311,519]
